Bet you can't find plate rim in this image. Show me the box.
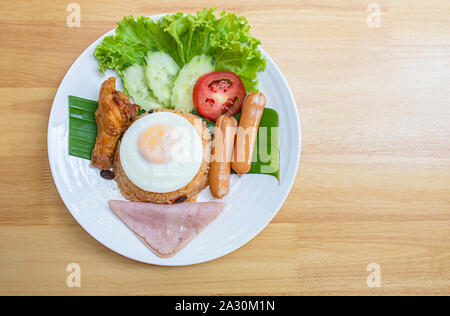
[47,13,302,266]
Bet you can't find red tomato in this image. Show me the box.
[193,71,246,121]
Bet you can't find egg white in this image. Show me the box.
[119,112,204,193]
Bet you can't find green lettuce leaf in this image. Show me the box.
[210,11,266,92]
[94,8,266,92]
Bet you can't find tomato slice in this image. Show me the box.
[193,71,246,121]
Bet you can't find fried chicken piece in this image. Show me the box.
[91,77,140,170]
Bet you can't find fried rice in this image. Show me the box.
[113,109,211,204]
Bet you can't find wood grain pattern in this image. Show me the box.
[0,0,449,296]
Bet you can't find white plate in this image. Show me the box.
[47,14,301,266]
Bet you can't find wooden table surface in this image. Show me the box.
[0,0,449,296]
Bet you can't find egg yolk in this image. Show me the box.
[138,124,179,164]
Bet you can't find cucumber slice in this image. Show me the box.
[170,54,215,112]
[122,64,163,111]
[144,51,180,106]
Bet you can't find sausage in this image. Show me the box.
[209,115,238,199]
[232,92,266,175]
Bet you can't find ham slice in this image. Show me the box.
[109,200,225,258]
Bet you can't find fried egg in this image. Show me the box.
[119,112,204,193]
